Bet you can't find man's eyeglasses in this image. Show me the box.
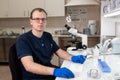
[31,18,47,22]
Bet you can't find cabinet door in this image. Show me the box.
[28,0,45,17]
[5,38,17,62]
[45,0,65,17]
[8,0,26,17]
[8,0,45,17]
[88,37,100,47]
[0,39,4,62]
[25,0,45,17]
[0,0,8,18]
[58,37,78,50]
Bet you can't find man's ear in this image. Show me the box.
[30,19,32,25]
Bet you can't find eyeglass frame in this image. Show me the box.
[31,18,47,22]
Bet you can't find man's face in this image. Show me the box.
[30,10,47,31]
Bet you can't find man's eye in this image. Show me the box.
[32,18,46,21]
[36,18,40,20]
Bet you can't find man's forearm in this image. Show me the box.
[26,62,54,75]
[21,56,54,76]
[56,49,72,61]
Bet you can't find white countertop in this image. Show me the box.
[52,34,100,38]
[0,35,19,38]
[55,47,120,80]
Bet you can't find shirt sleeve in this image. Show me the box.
[16,35,32,59]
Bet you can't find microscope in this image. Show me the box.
[65,24,88,50]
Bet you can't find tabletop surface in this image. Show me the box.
[55,47,120,80]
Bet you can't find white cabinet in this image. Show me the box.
[101,1,116,36]
[8,0,26,17]
[21,0,45,17]
[28,0,65,17]
[29,0,45,13]
[8,0,45,17]
[102,0,120,18]
[104,8,120,17]
[116,22,120,37]
[0,0,9,18]
[0,0,64,18]
[45,0,65,17]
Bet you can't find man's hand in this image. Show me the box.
[71,55,86,64]
[53,67,74,78]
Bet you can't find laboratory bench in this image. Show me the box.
[0,36,18,64]
[56,47,120,80]
[52,34,100,50]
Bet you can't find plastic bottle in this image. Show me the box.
[21,26,25,34]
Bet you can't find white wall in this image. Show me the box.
[116,22,120,37]
[0,17,66,34]
[100,1,116,36]
[101,16,116,36]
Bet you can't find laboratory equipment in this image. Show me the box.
[89,69,98,78]
[88,20,97,35]
[98,59,111,73]
[65,24,87,50]
[65,15,87,50]
[100,37,120,54]
[21,26,25,34]
[100,39,111,53]
[111,37,120,54]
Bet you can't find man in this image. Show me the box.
[16,8,86,80]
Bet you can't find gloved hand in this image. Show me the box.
[71,55,86,64]
[53,67,74,78]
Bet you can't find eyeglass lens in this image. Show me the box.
[32,18,47,22]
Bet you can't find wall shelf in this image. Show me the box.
[104,8,120,17]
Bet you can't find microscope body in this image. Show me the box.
[65,25,88,50]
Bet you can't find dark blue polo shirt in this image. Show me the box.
[16,30,59,80]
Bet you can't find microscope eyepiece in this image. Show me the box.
[65,24,70,30]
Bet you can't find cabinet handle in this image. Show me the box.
[24,11,25,16]
[28,10,29,17]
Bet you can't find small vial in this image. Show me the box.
[21,26,25,34]
[90,69,98,78]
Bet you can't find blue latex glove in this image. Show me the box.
[53,67,74,78]
[71,55,86,64]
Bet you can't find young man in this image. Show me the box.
[16,8,86,80]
